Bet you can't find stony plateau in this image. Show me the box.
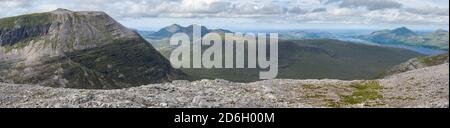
[0,62,447,108]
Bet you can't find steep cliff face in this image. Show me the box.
[0,13,53,46]
[0,24,51,46]
[0,9,185,89]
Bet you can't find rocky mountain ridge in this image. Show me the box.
[0,9,185,89]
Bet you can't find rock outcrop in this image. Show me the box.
[386,53,449,75]
[0,9,185,89]
[0,62,447,108]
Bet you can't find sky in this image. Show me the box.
[0,0,448,31]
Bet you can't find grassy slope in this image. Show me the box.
[0,13,53,30]
[150,39,422,82]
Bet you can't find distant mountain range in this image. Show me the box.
[149,38,422,82]
[0,9,185,89]
[357,27,449,50]
[147,24,233,39]
[279,31,336,40]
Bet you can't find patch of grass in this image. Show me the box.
[302,84,322,90]
[322,81,384,107]
[349,81,384,90]
[344,81,383,102]
[340,81,384,105]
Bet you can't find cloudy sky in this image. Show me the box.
[0,0,448,31]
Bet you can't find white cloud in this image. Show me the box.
[288,7,308,14]
[405,7,449,16]
[312,8,327,13]
[0,0,448,29]
[325,0,403,11]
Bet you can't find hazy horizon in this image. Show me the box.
[129,21,449,32]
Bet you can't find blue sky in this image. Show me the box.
[0,0,448,31]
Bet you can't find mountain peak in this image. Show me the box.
[164,24,183,33]
[55,8,71,11]
[186,24,201,27]
[393,27,412,32]
[51,8,73,13]
[168,24,182,28]
[392,27,417,36]
[435,29,449,33]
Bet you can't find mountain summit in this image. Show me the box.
[0,9,185,89]
[391,27,417,37]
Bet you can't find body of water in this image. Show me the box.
[335,37,448,55]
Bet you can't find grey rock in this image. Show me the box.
[0,63,448,108]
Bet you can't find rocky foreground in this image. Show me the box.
[0,63,448,108]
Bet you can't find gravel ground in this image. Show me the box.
[0,63,448,108]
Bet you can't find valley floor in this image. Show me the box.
[0,63,448,108]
